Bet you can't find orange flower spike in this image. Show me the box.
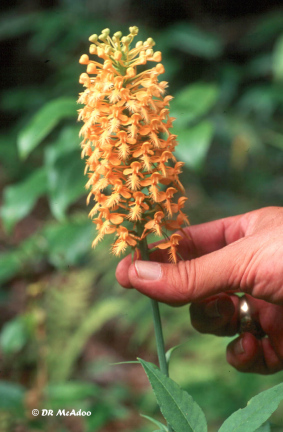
[78,26,189,254]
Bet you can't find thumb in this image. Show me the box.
[128,242,249,305]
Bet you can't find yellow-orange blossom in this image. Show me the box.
[78,26,189,263]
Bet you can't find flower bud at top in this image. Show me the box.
[89,34,98,43]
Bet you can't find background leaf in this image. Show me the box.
[0,381,24,410]
[172,83,219,127]
[0,168,48,232]
[141,414,168,431]
[166,23,224,59]
[175,120,214,171]
[254,423,271,432]
[0,317,28,355]
[46,150,85,220]
[18,98,76,159]
[273,34,283,80]
[43,219,93,268]
[218,383,283,432]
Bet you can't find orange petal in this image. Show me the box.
[123,168,132,175]
[140,179,151,187]
[121,190,132,199]
[110,214,124,224]
[156,242,171,250]
[127,237,137,247]
[144,220,154,229]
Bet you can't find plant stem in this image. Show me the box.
[149,298,169,376]
[136,223,173,432]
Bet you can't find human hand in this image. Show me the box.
[116,206,283,373]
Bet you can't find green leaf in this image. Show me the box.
[255,423,271,432]
[0,12,38,41]
[139,358,207,432]
[18,97,76,159]
[172,83,219,127]
[45,149,85,220]
[44,219,93,268]
[0,381,24,410]
[165,344,183,367]
[0,317,28,355]
[273,34,283,80]
[240,12,283,50]
[52,298,128,381]
[0,252,22,285]
[141,414,168,431]
[46,382,99,404]
[175,121,214,171]
[218,383,283,432]
[0,168,48,232]
[166,23,224,59]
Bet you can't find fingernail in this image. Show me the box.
[135,261,162,281]
[205,299,220,318]
[234,338,245,355]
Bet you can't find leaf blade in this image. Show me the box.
[218,383,283,432]
[18,98,76,159]
[139,358,207,432]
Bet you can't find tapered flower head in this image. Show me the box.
[78,26,189,262]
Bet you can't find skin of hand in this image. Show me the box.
[116,206,283,374]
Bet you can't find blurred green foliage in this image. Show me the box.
[0,1,283,431]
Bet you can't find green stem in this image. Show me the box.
[136,223,173,432]
[150,298,169,377]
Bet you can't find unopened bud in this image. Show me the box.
[97,47,105,57]
[99,33,108,42]
[79,73,89,84]
[89,44,97,55]
[122,36,131,45]
[114,51,122,61]
[87,63,97,74]
[129,26,139,35]
[114,31,122,39]
[153,51,162,62]
[126,67,136,78]
[79,54,89,64]
[89,34,98,43]
[156,63,165,74]
[146,38,155,47]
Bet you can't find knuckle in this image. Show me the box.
[169,260,197,303]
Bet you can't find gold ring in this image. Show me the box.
[239,295,265,339]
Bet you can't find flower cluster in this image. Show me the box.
[78,26,189,263]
